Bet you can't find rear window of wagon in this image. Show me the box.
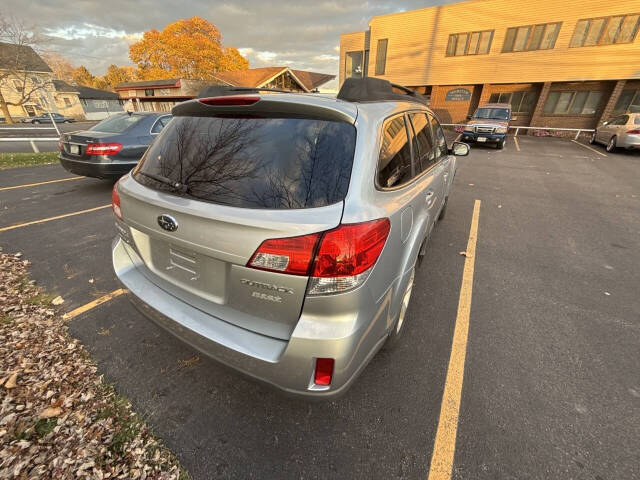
[134,116,356,210]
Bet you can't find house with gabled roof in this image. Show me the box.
[113,67,335,112]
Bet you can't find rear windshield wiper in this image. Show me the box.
[136,171,188,194]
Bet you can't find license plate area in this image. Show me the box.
[477,137,487,142]
[70,144,80,155]
[137,235,228,304]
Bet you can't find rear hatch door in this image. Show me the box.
[118,97,357,340]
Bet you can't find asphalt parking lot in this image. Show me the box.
[1,135,639,479]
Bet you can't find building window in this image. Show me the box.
[446,30,493,56]
[375,39,388,75]
[614,89,640,114]
[488,91,537,113]
[570,14,640,47]
[502,23,561,52]
[144,89,155,97]
[543,91,603,115]
[63,97,72,107]
[345,51,364,78]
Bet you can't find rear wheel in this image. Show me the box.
[385,267,415,349]
[32,120,40,124]
[606,136,617,152]
[590,131,597,144]
[64,120,71,123]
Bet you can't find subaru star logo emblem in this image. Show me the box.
[157,214,178,232]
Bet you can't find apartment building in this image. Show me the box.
[339,0,640,128]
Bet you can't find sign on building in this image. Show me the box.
[445,88,472,101]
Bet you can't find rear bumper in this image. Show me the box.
[112,237,391,399]
[462,131,506,143]
[619,135,640,149]
[59,155,138,179]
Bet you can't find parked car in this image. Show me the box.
[461,103,512,149]
[59,112,172,179]
[590,113,640,152]
[22,112,76,124]
[111,78,469,399]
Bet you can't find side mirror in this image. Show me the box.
[466,115,472,120]
[450,141,470,156]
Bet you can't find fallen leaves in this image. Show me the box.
[39,407,62,419]
[4,371,19,389]
[0,249,187,479]
[51,296,64,306]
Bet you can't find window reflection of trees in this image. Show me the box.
[138,117,354,209]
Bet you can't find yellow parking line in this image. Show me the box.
[0,176,84,192]
[63,288,128,321]
[513,136,520,152]
[571,139,607,157]
[427,199,481,480]
[0,204,111,233]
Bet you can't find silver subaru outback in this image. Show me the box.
[111,78,468,399]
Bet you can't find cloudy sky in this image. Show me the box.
[3,0,462,91]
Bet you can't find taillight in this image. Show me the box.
[312,219,390,277]
[246,218,390,295]
[627,129,640,134]
[248,233,320,275]
[314,358,334,386]
[86,143,122,155]
[58,140,63,151]
[112,181,122,220]
[199,96,260,106]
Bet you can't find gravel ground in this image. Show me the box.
[0,250,188,480]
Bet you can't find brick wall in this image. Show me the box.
[533,81,615,130]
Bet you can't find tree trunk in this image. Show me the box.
[0,91,14,124]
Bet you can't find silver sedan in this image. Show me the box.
[591,113,640,152]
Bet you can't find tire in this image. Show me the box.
[438,196,448,221]
[589,131,597,145]
[64,120,71,123]
[385,267,415,350]
[32,120,40,124]
[496,139,505,150]
[606,136,617,153]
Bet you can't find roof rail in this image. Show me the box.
[197,85,297,98]
[337,78,428,106]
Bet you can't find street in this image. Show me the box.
[0,121,97,153]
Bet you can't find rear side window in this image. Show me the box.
[409,113,437,172]
[428,113,448,158]
[90,114,143,133]
[151,115,171,133]
[135,116,356,210]
[378,116,412,188]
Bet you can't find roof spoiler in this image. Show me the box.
[173,89,356,124]
[337,78,428,106]
[197,85,294,98]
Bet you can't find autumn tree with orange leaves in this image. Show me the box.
[129,17,249,80]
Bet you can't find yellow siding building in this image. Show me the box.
[340,0,640,128]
